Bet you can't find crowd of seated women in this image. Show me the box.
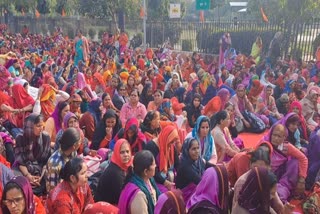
[0,30,320,213]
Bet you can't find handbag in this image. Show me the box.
[82,155,102,177]
[303,182,320,214]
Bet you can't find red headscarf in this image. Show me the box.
[111,139,133,172]
[158,125,179,173]
[289,101,308,139]
[10,84,35,108]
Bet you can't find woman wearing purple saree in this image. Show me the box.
[187,165,229,214]
[306,126,320,190]
[262,124,308,202]
[118,150,161,214]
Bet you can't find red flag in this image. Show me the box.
[199,10,205,22]
[260,7,269,23]
[140,7,144,18]
[62,8,66,17]
[35,9,40,18]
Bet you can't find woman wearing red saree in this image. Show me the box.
[1,84,34,128]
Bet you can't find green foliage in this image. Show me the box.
[88,28,96,39]
[37,0,50,14]
[182,39,193,51]
[147,0,170,20]
[55,0,66,14]
[247,0,320,23]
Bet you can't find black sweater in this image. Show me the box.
[95,162,126,204]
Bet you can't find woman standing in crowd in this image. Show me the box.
[46,157,94,213]
[118,150,160,214]
[95,139,133,204]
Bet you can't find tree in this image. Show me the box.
[14,0,37,14]
[78,0,140,31]
[37,0,50,14]
[247,0,320,22]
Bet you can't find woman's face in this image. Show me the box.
[119,86,127,96]
[128,77,135,86]
[4,187,26,214]
[311,93,319,103]
[189,140,200,161]
[150,112,160,129]
[33,119,44,136]
[120,142,131,164]
[103,95,112,108]
[271,125,286,147]
[76,163,89,187]
[105,117,116,128]
[237,88,245,98]
[292,106,300,115]
[127,128,135,139]
[68,117,79,128]
[146,159,156,179]
[153,92,162,103]
[221,113,231,128]
[199,121,210,138]
[99,103,104,112]
[111,78,119,88]
[130,91,139,104]
[225,105,234,116]
[146,87,153,96]
[61,105,70,119]
[287,121,299,133]
[266,88,273,96]
[193,98,200,108]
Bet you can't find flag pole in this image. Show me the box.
[143,0,147,51]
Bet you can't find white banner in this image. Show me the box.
[169,4,181,18]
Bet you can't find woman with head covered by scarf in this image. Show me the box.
[79,99,103,141]
[110,118,146,155]
[187,165,229,214]
[154,189,186,214]
[176,138,213,202]
[144,125,179,193]
[232,167,279,214]
[262,124,308,202]
[300,84,320,131]
[1,176,46,214]
[95,139,133,205]
[203,88,230,118]
[186,116,217,164]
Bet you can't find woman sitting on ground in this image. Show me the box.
[118,150,161,214]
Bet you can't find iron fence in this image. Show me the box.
[1,15,319,61]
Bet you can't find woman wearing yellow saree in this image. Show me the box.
[250,36,262,65]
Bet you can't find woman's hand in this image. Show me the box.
[27,174,41,187]
[283,202,295,214]
[164,180,175,190]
